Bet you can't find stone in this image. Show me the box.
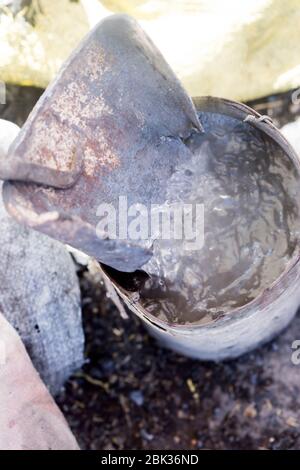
[0,313,79,450]
[281,118,300,156]
[0,120,84,394]
[0,194,85,394]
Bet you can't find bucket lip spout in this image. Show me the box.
[102,96,300,333]
[0,14,203,273]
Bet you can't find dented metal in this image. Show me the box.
[0,14,202,272]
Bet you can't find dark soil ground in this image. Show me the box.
[56,267,300,450]
[1,85,300,450]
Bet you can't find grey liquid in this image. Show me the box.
[139,112,300,325]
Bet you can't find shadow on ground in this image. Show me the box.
[56,268,300,450]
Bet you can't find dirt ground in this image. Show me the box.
[1,85,300,450]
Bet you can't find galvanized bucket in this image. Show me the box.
[100,96,300,361]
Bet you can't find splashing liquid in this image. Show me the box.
[139,112,300,325]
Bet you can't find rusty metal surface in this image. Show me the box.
[0,14,202,272]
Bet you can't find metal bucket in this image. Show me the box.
[100,96,300,361]
[2,16,300,361]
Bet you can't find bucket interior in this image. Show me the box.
[102,103,300,327]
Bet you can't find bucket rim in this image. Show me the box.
[101,95,300,334]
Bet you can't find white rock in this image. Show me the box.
[0,119,20,157]
[67,245,90,267]
[281,118,300,157]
